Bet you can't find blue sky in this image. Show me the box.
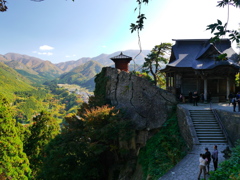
[1,0,239,63]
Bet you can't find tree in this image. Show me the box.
[0,0,74,12]
[24,110,60,177]
[0,93,31,179]
[142,43,172,86]
[40,95,133,180]
[206,0,240,43]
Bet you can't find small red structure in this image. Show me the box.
[110,52,132,72]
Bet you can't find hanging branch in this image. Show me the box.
[130,0,148,71]
[206,0,240,43]
[0,0,7,12]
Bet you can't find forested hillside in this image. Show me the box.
[0,61,85,124]
[0,62,34,100]
[57,60,103,91]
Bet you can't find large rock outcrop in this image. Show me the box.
[102,67,177,130]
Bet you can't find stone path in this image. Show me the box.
[158,102,234,180]
[158,144,227,180]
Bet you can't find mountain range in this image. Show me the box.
[0,50,150,90]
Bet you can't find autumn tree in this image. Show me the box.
[24,110,60,177]
[0,93,31,179]
[39,98,133,179]
[142,43,172,86]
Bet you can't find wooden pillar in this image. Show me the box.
[227,77,230,100]
[166,73,169,90]
[204,78,207,102]
[217,79,219,93]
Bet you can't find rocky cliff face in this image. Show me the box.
[96,67,178,179]
[103,67,177,130]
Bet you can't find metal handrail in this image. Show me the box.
[211,109,233,147]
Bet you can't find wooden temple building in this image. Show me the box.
[161,39,240,102]
[110,52,132,72]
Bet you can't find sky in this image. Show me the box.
[1,0,239,64]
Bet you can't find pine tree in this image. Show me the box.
[24,110,60,177]
[0,93,31,179]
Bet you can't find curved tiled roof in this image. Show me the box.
[110,52,132,60]
[164,39,240,70]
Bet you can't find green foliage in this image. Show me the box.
[209,140,240,180]
[16,69,47,85]
[0,93,31,179]
[130,0,149,33]
[94,67,110,105]
[142,43,171,86]
[0,62,34,101]
[131,71,154,83]
[206,1,240,43]
[24,111,60,177]
[40,97,133,180]
[214,53,228,61]
[13,89,49,123]
[138,113,187,180]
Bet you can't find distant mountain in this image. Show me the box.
[0,53,63,84]
[55,50,150,72]
[55,57,91,72]
[57,60,103,91]
[0,50,150,88]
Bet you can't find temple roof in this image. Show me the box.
[163,39,240,71]
[110,52,132,61]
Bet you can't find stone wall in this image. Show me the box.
[177,105,199,150]
[215,109,240,145]
[103,67,177,130]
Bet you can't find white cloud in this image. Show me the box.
[39,45,54,51]
[32,51,53,56]
[101,45,107,48]
[38,52,53,56]
[65,54,76,58]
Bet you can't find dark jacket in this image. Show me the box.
[205,151,211,162]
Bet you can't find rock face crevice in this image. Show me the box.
[103,67,177,130]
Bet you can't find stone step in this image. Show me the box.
[192,119,215,121]
[197,131,223,134]
[190,112,213,114]
[197,133,224,137]
[199,140,227,143]
[191,116,215,118]
[190,110,213,112]
[193,120,218,125]
[189,109,227,144]
[195,126,221,129]
[196,130,223,133]
[198,136,226,140]
[191,114,215,116]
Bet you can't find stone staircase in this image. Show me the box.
[190,110,227,144]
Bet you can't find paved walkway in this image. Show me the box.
[158,102,237,180]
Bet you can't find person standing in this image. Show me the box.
[228,92,234,105]
[236,92,240,112]
[189,91,193,103]
[198,154,206,180]
[192,91,198,106]
[200,92,204,103]
[205,147,211,174]
[212,145,218,171]
[232,96,237,112]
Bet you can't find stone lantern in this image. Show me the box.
[110,52,132,72]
